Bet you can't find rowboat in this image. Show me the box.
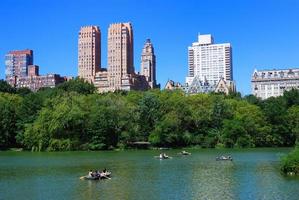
[80,171,111,180]
[216,156,233,161]
[154,155,172,160]
[179,151,191,155]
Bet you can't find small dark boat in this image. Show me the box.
[216,156,233,161]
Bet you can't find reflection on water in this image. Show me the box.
[1,149,299,200]
[190,161,236,200]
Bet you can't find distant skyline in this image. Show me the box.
[1,0,299,95]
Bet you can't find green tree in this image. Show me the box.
[149,112,182,146]
[57,78,96,95]
[86,94,126,150]
[137,92,161,140]
[244,94,261,106]
[222,100,269,147]
[0,80,15,94]
[283,89,299,108]
[16,87,32,96]
[0,93,22,149]
[211,96,233,129]
[261,97,292,146]
[23,93,88,151]
[286,105,299,142]
[15,92,44,146]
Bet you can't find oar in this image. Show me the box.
[101,175,111,180]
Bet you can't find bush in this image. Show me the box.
[281,147,299,175]
[47,139,71,151]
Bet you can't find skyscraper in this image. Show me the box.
[78,26,101,83]
[141,39,158,89]
[186,34,233,86]
[5,49,33,78]
[107,22,134,90]
[82,22,152,92]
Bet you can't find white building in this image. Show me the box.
[252,68,299,99]
[186,34,233,87]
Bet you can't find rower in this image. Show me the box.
[159,153,163,159]
[88,170,93,177]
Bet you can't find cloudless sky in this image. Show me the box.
[1,0,299,95]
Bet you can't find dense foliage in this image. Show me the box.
[281,146,299,175]
[1,78,299,151]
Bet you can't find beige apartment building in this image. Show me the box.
[78,26,101,83]
[77,22,149,92]
[78,23,156,92]
[106,22,135,91]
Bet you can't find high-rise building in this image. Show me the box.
[141,39,158,89]
[252,68,299,99]
[186,34,233,86]
[107,22,134,90]
[78,26,101,83]
[5,49,66,91]
[5,49,33,78]
[81,22,153,92]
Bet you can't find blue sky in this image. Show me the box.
[1,0,299,95]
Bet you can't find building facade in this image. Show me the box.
[78,22,158,93]
[164,80,183,90]
[6,64,65,91]
[186,34,233,87]
[165,77,234,95]
[5,49,33,78]
[10,74,65,91]
[91,22,151,92]
[106,22,135,90]
[141,39,158,89]
[78,26,101,83]
[5,49,66,91]
[252,68,299,99]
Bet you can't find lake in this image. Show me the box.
[0,148,299,200]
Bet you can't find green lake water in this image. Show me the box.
[1,148,299,200]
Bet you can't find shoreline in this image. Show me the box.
[1,146,293,152]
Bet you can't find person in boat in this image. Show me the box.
[88,170,93,177]
[163,153,168,158]
[181,150,188,154]
[159,153,163,159]
[95,170,101,177]
[102,168,107,173]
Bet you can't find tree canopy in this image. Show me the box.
[1,79,299,151]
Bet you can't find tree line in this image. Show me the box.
[1,78,299,151]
